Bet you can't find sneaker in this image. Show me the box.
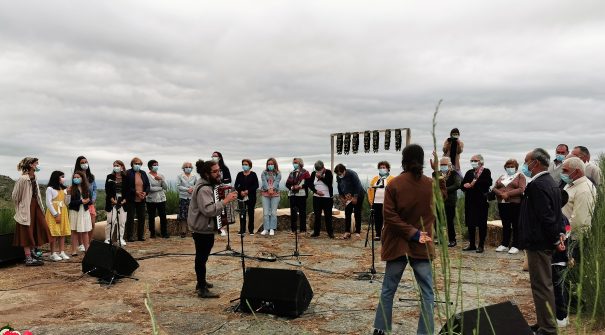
[495,245,509,252]
[508,247,520,254]
[50,252,62,262]
[104,239,110,244]
[59,251,70,260]
[220,229,227,237]
[25,257,44,266]
[261,230,268,235]
[78,244,85,252]
[269,229,275,236]
[119,239,127,246]
[557,316,569,327]
[249,232,255,236]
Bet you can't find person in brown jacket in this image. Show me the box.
[492,158,526,254]
[373,144,437,335]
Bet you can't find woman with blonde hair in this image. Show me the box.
[177,161,198,238]
[260,158,281,236]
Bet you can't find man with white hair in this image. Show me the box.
[570,146,602,187]
[561,157,597,237]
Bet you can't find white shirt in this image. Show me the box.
[313,177,330,198]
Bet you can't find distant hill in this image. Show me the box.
[0,175,15,208]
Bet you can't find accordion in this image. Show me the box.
[216,184,237,230]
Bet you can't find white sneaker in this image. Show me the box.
[220,229,227,237]
[557,316,569,327]
[50,252,62,262]
[119,239,127,246]
[249,232,255,236]
[495,245,509,252]
[59,251,70,260]
[78,244,85,252]
[104,239,110,244]
[508,247,520,254]
[269,229,275,236]
[261,230,268,235]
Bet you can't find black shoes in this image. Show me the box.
[310,233,320,238]
[462,245,476,251]
[197,289,219,298]
[448,241,457,247]
[476,246,484,253]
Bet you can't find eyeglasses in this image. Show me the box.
[470,160,480,162]
[211,169,221,174]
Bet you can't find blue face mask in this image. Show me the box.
[293,163,299,170]
[378,168,388,177]
[556,154,565,162]
[72,178,82,185]
[133,164,141,172]
[34,165,41,172]
[184,167,192,174]
[267,164,275,171]
[505,168,516,176]
[440,166,449,174]
[151,166,159,172]
[470,162,479,169]
[521,161,533,178]
[560,173,572,185]
[242,165,250,172]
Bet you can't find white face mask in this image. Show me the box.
[470,161,480,169]
[211,156,220,163]
[378,168,388,176]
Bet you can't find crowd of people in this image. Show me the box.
[9,129,602,335]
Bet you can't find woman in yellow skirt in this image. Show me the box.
[45,171,71,261]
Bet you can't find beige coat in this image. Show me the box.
[12,174,44,226]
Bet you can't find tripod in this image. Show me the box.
[108,204,124,247]
[277,205,312,266]
[211,199,242,257]
[356,185,384,281]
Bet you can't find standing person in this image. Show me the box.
[334,164,365,239]
[373,144,435,335]
[367,161,395,241]
[66,171,93,253]
[146,160,169,239]
[260,158,281,236]
[518,148,564,335]
[188,159,237,298]
[124,157,150,242]
[571,146,602,187]
[105,160,128,245]
[211,151,231,237]
[440,157,462,247]
[177,162,198,238]
[74,156,97,246]
[306,160,334,238]
[461,154,492,253]
[443,128,464,172]
[548,144,569,186]
[492,159,526,254]
[285,157,311,235]
[44,171,71,261]
[234,159,259,236]
[12,157,51,266]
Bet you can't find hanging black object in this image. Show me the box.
[336,133,343,155]
[384,129,391,150]
[352,133,359,154]
[364,131,371,153]
[343,132,351,155]
[395,129,402,151]
[372,130,379,153]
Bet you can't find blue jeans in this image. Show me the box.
[374,256,434,335]
[261,196,280,230]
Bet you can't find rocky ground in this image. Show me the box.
[1,222,602,335]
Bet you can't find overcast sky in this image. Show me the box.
[1,0,604,185]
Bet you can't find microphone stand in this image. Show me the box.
[277,204,312,266]
[355,185,384,281]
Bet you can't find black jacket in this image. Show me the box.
[306,170,334,198]
[234,171,259,200]
[68,187,90,211]
[104,173,127,212]
[518,172,564,251]
[124,169,151,203]
[461,168,492,206]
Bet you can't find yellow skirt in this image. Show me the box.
[45,208,71,237]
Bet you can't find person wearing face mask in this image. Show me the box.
[211,151,232,237]
[12,157,51,266]
[146,159,169,239]
[234,159,259,236]
[124,157,150,242]
[105,160,128,245]
[74,156,97,251]
[439,157,462,247]
[443,128,464,172]
[260,158,281,236]
[492,159,526,254]
[517,148,564,335]
[306,160,335,238]
[286,157,311,235]
[547,144,569,187]
[570,146,602,187]
[334,163,365,239]
[177,161,198,238]
[561,157,597,239]
[66,171,93,253]
[44,171,71,261]
[367,161,394,241]
[461,154,492,253]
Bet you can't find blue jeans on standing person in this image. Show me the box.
[261,196,280,230]
[374,256,435,335]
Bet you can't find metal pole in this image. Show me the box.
[330,134,335,172]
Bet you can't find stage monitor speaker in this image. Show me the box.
[439,301,532,335]
[82,240,139,279]
[239,267,313,318]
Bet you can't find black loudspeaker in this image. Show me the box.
[82,240,139,279]
[439,301,533,335]
[239,267,313,318]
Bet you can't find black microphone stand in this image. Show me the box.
[210,202,241,257]
[277,205,312,266]
[355,185,384,281]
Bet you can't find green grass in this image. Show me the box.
[0,208,16,235]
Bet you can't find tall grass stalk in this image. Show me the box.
[144,286,160,335]
[0,208,16,234]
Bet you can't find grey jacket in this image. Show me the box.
[187,178,225,234]
[146,173,168,203]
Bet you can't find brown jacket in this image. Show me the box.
[493,173,526,204]
[381,172,438,261]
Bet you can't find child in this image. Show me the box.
[44,171,71,261]
[66,171,93,255]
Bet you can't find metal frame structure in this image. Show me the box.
[329,128,411,171]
